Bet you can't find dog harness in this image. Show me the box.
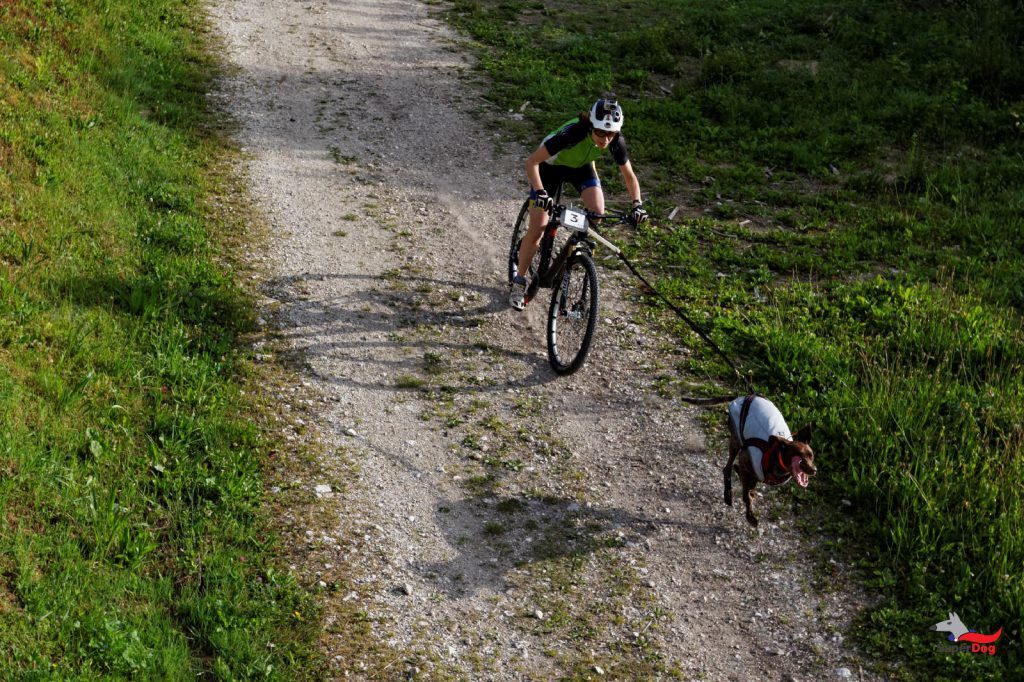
[729,395,793,485]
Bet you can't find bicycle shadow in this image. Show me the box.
[261,270,566,390]
[346,417,725,600]
[414,492,727,600]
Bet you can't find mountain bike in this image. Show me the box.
[507,189,632,375]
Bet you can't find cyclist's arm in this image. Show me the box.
[525,145,552,192]
[619,160,642,204]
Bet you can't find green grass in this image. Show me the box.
[443,0,1023,679]
[0,1,320,677]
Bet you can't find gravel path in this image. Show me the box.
[209,1,878,679]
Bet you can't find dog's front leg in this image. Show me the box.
[723,443,740,507]
[742,478,758,527]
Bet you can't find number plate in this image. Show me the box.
[562,208,587,231]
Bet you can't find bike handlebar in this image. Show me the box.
[553,204,634,227]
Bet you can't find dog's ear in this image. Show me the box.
[793,423,812,444]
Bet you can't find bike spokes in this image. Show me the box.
[547,254,599,375]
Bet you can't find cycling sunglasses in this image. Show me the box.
[592,128,616,139]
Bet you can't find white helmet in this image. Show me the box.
[590,99,624,133]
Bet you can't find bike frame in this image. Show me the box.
[534,207,626,290]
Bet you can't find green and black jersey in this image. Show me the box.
[542,118,630,168]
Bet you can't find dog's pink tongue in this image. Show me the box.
[790,456,809,487]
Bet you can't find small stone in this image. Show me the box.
[400,583,413,596]
[315,484,332,495]
[533,609,544,620]
[834,668,852,679]
[345,428,357,437]
[593,665,605,675]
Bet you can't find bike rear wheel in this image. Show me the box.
[547,252,599,375]
[507,200,536,284]
[508,185,562,286]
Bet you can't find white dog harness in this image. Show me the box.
[729,395,793,485]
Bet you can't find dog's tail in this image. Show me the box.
[679,395,734,406]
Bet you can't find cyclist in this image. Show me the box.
[509,98,648,310]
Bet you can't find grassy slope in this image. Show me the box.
[0,1,320,677]
[443,0,1023,679]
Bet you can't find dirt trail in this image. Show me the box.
[209,1,877,679]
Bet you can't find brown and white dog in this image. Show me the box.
[723,395,816,527]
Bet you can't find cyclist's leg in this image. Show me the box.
[515,206,548,280]
[515,164,561,280]
[578,163,604,218]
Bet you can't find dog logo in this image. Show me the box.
[930,612,1002,656]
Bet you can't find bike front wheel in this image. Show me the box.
[547,253,599,375]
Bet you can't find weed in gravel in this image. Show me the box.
[423,351,447,375]
[484,521,508,536]
[394,374,427,389]
[496,498,527,514]
[328,147,358,165]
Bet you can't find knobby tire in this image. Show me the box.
[547,253,599,375]
[507,200,534,284]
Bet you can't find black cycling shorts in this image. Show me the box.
[537,161,600,198]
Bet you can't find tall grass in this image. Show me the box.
[1,1,318,676]
[445,0,1023,678]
